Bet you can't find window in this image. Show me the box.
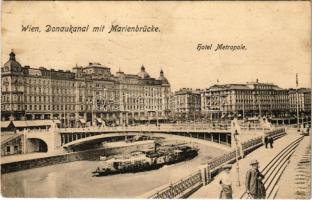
[6,146,10,153]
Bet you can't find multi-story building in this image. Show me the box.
[170,88,201,120]
[1,51,171,127]
[201,81,289,119]
[289,88,311,114]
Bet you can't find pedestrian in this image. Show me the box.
[218,164,233,199]
[268,136,273,149]
[264,136,269,149]
[245,160,266,199]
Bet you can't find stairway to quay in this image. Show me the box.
[275,134,310,199]
[189,129,306,199]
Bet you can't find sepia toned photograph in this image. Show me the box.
[1,1,311,199]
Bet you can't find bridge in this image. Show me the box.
[1,118,274,155]
[59,126,232,151]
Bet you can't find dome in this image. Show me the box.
[137,65,150,79]
[158,69,169,85]
[3,51,23,73]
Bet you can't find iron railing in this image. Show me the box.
[149,170,202,199]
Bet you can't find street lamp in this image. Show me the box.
[233,129,241,186]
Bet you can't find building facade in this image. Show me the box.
[170,88,201,120]
[1,51,171,127]
[201,81,290,119]
[289,88,311,114]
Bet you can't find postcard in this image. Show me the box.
[1,1,310,199]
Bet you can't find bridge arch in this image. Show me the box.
[26,138,48,153]
[63,132,154,151]
[62,132,231,152]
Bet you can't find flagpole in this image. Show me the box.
[296,73,300,130]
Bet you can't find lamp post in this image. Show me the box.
[243,99,245,121]
[92,94,95,127]
[296,73,300,131]
[193,109,196,129]
[258,94,261,117]
[234,130,241,186]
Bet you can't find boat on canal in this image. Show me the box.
[92,144,199,176]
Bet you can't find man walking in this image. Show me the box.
[245,160,266,199]
[268,136,274,149]
[264,136,269,148]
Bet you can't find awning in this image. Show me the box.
[79,119,86,124]
[1,121,11,129]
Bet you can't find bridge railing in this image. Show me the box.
[207,150,238,173]
[24,128,51,134]
[146,128,287,199]
[240,127,268,131]
[148,170,202,199]
[241,136,263,155]
[59,125,231,134]
[265,128,286,140]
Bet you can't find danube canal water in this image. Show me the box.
[2,143,226,198]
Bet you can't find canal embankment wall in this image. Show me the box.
[1,143,152,174]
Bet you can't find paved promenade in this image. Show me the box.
[190,131,302,199]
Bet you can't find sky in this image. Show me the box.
[1,1,311,91]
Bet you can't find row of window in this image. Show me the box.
[26,78,74,87]
[126,105,162,110]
